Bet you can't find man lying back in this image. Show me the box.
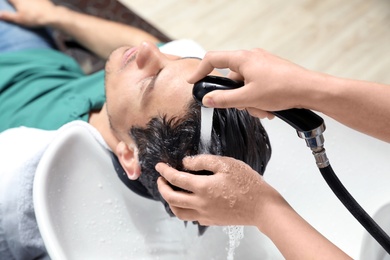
[0,0,279,259]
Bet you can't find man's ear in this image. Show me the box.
[116,141,141,180]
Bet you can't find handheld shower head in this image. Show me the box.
[193,75,327,158]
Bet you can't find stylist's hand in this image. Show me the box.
[156,154,278,228]
[188,49,315,119]
[0,0,58,27]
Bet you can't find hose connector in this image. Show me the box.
[296,123,329,168]
[312,148,330,168]
[296,123,326,151]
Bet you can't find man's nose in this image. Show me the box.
[136,42,163,73]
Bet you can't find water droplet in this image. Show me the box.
[228,195,237,208]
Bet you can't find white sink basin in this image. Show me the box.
[34,124,281,260]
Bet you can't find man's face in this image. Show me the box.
[105,41,202,142]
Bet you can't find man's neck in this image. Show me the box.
[88,103,119,153]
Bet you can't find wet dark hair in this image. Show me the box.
[129,101,271,234]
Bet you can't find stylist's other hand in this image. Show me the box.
[0,0,58,27]
[156,154,277,228]
[188,49,313,119]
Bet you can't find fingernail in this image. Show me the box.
[183,155,196,165]
[203,96,215,107]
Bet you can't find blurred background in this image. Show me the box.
[124,0,390,82]
[121,0,390,258]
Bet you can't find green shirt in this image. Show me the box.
[0,49,105,132]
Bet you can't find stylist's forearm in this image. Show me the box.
[305,72,390,142]
[257,189,351,259]
[46,6,160,59]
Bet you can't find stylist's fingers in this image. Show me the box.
[183,154,236,174]
[201,83,252,109]
[156,163,203,193]
[157,177,201,221]
[157,176,194,208]
[188,50,246,84]
[169,206,201,222]
[227,70,244,81]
